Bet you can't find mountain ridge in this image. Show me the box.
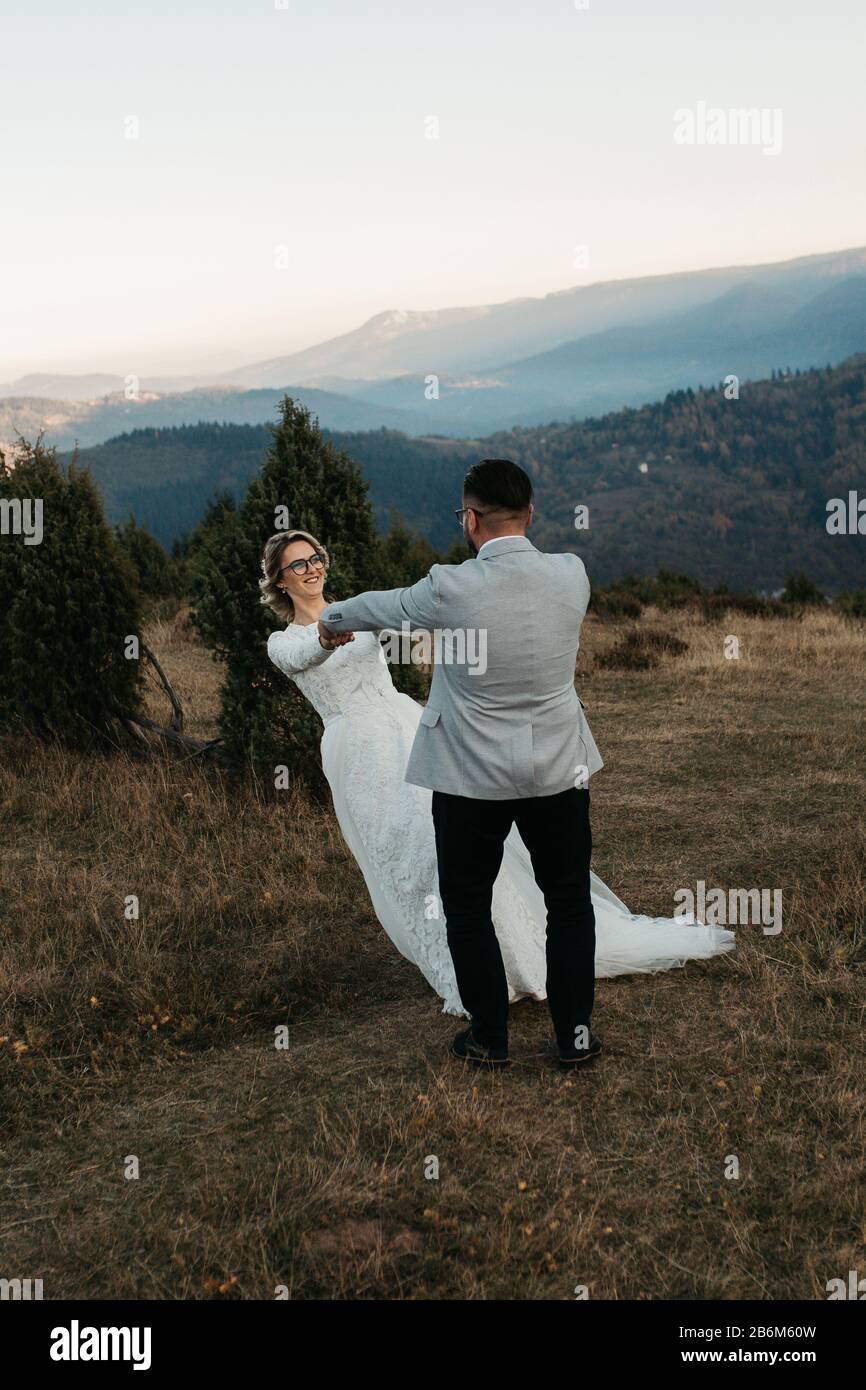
[5,244,865,403]
[52,353,866,595]
[4,245,866,448]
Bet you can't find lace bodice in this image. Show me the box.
[267,622,396,724]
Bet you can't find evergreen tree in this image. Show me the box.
[373,515,442,701]
[376,514,439,587]
[113,514,178,604]
[443,535,473,566]
[190,397,380,789]
[173,490,237,596]
[0,439,143,745]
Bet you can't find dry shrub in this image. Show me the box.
[596,626,688,670]
[590,590,644,620]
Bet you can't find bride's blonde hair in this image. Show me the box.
[259,529,332,623]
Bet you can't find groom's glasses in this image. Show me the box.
[280,552,326,576]
[454,506,489,526]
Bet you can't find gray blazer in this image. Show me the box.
[321,535,603,800]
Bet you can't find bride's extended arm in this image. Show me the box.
[267,624,336,677]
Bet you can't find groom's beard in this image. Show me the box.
[465,527,479,556]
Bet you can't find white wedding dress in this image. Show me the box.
[268,622,735,1016]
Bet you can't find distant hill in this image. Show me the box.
[61,356,866,593]
[5,246,866,447]
[208,244,866,388]
[61,422,279,548]
[0,382,464,456]
[0,373,127,401]
[339,271,866,432]
[489,356,866,593]
[56,421,475,552]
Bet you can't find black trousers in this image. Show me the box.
[431,786,596,1053]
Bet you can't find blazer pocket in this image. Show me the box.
[420,705,440,727]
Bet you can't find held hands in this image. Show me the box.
[318,619,354,650]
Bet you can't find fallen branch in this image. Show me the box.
[119,712,223,758]
[113,641,223,759]
[141,641,184,732]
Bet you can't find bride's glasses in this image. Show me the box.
[280,552,326,576]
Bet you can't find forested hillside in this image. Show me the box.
[65,357,866,591]
[488,357,866,589]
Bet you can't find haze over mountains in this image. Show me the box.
[61,354,866,595]
[3,245,866,450]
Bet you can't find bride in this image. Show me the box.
[262,528,734,1019]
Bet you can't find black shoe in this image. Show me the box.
[449,1027,509,1070]
[557,1033,602,1068]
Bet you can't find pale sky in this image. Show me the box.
[2,0,864,380]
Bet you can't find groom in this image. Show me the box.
[319,458,604,1070]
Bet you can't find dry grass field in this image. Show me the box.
[1,604,864,1300]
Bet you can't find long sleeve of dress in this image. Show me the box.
[267,624,335,678]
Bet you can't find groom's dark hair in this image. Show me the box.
[463,458,533,515]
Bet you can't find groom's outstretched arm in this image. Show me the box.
[320,567,441,634]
